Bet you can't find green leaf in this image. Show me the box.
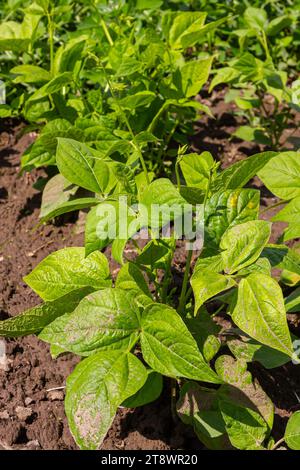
[24,247,111,301]
[191,271,235,313]
[39,288,140,356]
[244,7,267,31]
[115,262,151,297]
[139,178,187,229]
[40,197,98,223]
[180,17,228,49]
[39,174,78,219]
[179,152,214,189]
[218,400,267,450]
[177,382,230,450]
[220,220,271,274]
[56,138,117,194]
[26,72,73,104]
[215,355,274,431]
[272,197,300,241]
[258,151,300,200]
[284,411,300,450]
[205,189,260,247]
[11,65,51,83]
[140,303,221,383]
[169,11,207,49]
[122,370,163,408]
[261,244,300,276]
[211,151,277,193]
[180,57,213,97]
[0,288,92,337]
[65,351,147,449]
[228,336,291,369]
[232,273,294,357]
[118,91,156,110]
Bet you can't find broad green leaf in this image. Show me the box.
[285,287,300,313]
[179,152,214,189]
[26,72,73,103]
[211,151,277,193]
[205,189,260,246]
[39,288,140,355]
[40,197,98,223]
[169,11,207,49]
[0,21,30,51]
[244,7,267,31]
[0,288,92,337]
[136,239,174,269]
[258,152,300,200]
[24,247,111,301]
[272,197,300,241]
[65,351,147,449]
[284,411,300,450]
[180,57,213,97]
[193,254,224,275]
[56,138,117,194]
[119,91,156,110]
[177,382,230,450]
[232,273,294,358]
[267,16,292,36]
[228,337,291,369]
[215,355,274,431]
[180,17,228,49]
[11,65,51,83]
[191,271,235,313]
[139,178,187,229]
[261,244,300,275]
[209,67,240,92]
[122,370,163,408]
[218,400,267,450]
[237,258,271,277]
[220,220,271,274]
[115,262,151,297]
[140,303,221,383]
[40,174,78,219]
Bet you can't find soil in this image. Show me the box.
[0,91,300,450]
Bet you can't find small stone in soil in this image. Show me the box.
[0,410,9,420]
[25,397,33,406]
[47,390,64,401]
[15,406,33,421]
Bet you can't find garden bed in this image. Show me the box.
[1,94,299,450]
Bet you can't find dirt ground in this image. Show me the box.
[0,92,300,450]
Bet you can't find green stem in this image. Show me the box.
[178,249,193,315]
[260,200,286,215]
[47,12,54,76]
[100,18,114,46]
[271,437,285,451]
[101,63,150,184]
[175,159,181,191]
[147,101,169,134]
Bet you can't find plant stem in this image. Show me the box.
[260,200,286,215]
[175,159,181,191]
[100,63,150,184]
[271,437,285,451]
[47,12,54,76]
[100,18,114,46]
[147,101,169,134]
[178,249,193,315]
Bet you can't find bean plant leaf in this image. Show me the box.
[179,152,214,189]
[56,138,117,194]
[191,271,236,313]
[220,220,271,274]
[168,11,207,49]
[65,351,147,449]
[211,151,277,193]
[39,288,141,355]
[122,370,163,408]
[180,57,213,98]
[218,400,268,450]
[24,247,111,301]
[215,355,274,431]
[39,174,78,219]
[205,189,260,247]
[228,337,291,369]
[0,288,92,337]
[258,151,300,200]
[284,411,300,450]
[232,273,294,358]
[140,303,222,383]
